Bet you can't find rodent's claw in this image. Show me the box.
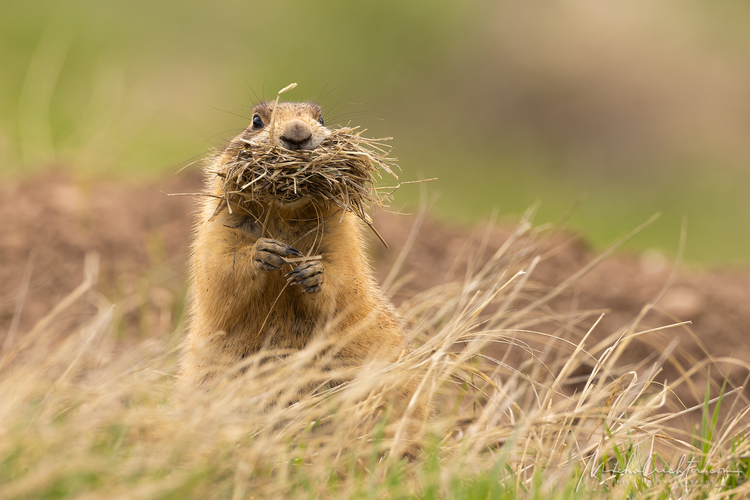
[286,260,324,294]
[256,238,303,258]
[256,260,281,272]
[254,238,303,271]
[285,261,319,280]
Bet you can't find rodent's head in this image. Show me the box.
[241,101,329,151]
[212,99,396,234]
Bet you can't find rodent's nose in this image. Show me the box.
[279,120,313,150]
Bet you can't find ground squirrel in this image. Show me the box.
[179,101,409,390]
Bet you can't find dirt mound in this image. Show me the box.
[1,174,748,400]
[374,212,750,401]
[0,173,197,339]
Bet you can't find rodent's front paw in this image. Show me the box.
[253,238,303,271]
[286,260,324,294]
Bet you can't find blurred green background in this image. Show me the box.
[2,1,749,265]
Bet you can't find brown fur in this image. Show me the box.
[179,101,409,390]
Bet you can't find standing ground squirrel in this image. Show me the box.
[179,100,409,391]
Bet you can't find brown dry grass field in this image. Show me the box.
[1,172,749,498]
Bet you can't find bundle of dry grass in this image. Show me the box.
[213,127,398,222]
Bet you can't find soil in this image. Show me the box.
[1,172,748,410]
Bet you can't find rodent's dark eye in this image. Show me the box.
[252,114,264,129]
[317,116,324,126]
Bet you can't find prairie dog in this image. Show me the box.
[179,101,407,389]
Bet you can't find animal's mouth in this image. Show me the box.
[278,138,316,152]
